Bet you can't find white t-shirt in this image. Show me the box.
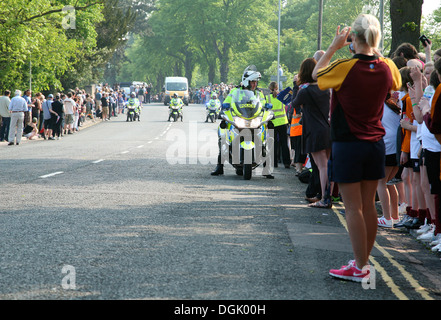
[421,120,441,152]
[64,98,75,115]
[410,120,421,159]
[420,87,441,153]
[382,103,400,155]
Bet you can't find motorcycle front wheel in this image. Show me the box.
[243,164,252,180]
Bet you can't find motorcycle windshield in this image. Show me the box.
[231,89,262,119]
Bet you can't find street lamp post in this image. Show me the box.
[318,0,324,50]
[277,0,281,89]
[29,54,32,92]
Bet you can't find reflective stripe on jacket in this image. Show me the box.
[290,108,302,137]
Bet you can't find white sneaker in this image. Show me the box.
[430,234,441,246]
[417,224,432,235]
[417,227,435,242]
[431,243,441,252]
[378,216,393,228]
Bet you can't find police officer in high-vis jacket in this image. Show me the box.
[210,65,274,178]
[168,93,184,121]
[126,92,141,121]
[267,81,290,168]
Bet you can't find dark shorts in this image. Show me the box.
[385,154,398,167]
[290,136,307,163]
[423,149,441,194]
[330,139,385,183]
[411,159,420,173]
[43,119,52,130]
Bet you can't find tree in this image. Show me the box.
[0,0,105,92]
[389,0,423,56]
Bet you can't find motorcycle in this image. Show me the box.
[126,106,140,121]
[219,89,274,180]
[205,100,220,123]
[169,105,183,122]
[126,100,140,122]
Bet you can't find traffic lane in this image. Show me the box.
[0,105,173,184]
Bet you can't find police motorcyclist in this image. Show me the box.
[168,93,184,121]
[126,92,141,121]
[210,65,274,178]
[205,93,221,122]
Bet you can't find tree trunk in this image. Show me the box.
[208,62,216,85]
[214,41,230,84]
[184,50,193,86]
[389,0,423,56]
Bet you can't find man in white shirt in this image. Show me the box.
[8,90,28,145]
[63,92,76,134]
[0,90,11,141]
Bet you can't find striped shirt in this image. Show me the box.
[317,54,401,142]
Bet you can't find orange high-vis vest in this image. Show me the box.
[290,108,302,137]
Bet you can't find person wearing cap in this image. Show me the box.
[8,90,28,145]
[23,117,38,140]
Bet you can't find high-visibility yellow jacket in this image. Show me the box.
[267,94,288,127]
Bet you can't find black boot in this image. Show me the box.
[211,164,224,176]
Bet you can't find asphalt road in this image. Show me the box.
[1,102,441,305]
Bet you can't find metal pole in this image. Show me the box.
[29,54,32,92]
[277,0,281,89]
[318,0,323,51]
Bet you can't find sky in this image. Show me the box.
[423,0,441,16]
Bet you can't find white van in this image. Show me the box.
[164,77,189,106]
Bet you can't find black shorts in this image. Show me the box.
[331,140,385,183]
[385,154,398,167]
[43,119,52,130]
[411,159,420,173]
[423,149,441,194]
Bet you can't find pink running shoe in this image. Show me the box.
[329,264,370,282]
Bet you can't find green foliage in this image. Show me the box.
[0,0,105,93]
[421,7,441,53]
[1,0,433,94]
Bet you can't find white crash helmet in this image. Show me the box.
[241,65,261,87]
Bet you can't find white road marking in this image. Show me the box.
[40,171,64,179]
[92,159,105,164]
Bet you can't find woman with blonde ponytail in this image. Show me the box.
[312,14,402,282]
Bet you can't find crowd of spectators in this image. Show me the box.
[190,83,235,105]
[282,38,441,257]
[0,83,143,144]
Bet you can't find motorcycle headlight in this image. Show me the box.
[233,117,263,129]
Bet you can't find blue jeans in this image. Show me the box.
[0,116,10,141]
